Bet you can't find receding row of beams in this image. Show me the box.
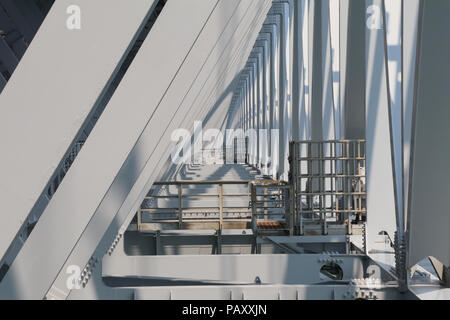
[230,0,450,275]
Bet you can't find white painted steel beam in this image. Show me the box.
[251,52,265,167]
[385,0,403,235]
[292,0,306,142]
[402,0,421,234]
[274,1,294,182]
[307,0,336,197]
[262,17,281,178]
[339,0,365,140]
[270,3,291,181]
[254,36,271,172]
[103,254,368,285]
[309,0,335,142]
[407,0,450,268]
[329,0,340,140]
[247,60,258,165]
[365,0,398,251]
[0,0,157,265]
[260,23,279,178]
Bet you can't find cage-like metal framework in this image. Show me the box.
[289,140,366,236]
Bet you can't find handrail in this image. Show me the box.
[152,180,281,186]
[138,179,289,231]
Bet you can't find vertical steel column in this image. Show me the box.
[365,0,398,251]
[263,17,281,178]
[256,36,271,174]
[309,0,323,141]
[240,86,244,132]
[407,0,450,273]
[270,4,291,182]
[321,0,335,142]
[251,63,258,165]
[249,52,263,168]
[292,0,306,142]
[340,0,366,140]
[251,184,258,234]
[402,0,420,235]
[329,0,340,140]
[308,0,336,197]
[241,87,245,132]
[261,22,279,178]
[247,64,255,164]
[276,1,295,182]
[245,76,250,160]
[245,78,250,133]
[385,0,403,239]
[256,49,265,169]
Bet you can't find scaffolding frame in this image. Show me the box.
[290,140,367,236]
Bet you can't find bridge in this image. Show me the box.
[0,0,449,300]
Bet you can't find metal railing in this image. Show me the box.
[136,140,366,236]
[138,180,281,231]
[249,182,293,234]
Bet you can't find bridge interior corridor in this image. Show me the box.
[0,0,449,301]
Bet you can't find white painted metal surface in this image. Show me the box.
[308,0,335,142]
[365,0,398,252]
[0,0,220,299]
[402,0,420,234]
[407,0,450,268]
[2,0,450,301]
[0,0,156,263]
[385,0,403,230]
[103,254,366,285]
[339,0,365,140]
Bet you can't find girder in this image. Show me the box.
[0,0,450,300]
[0,0,157,269]
[407,0,450,270]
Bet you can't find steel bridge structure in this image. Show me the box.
[0,0,449,300]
